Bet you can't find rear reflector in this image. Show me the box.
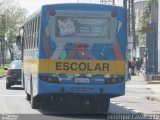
[49,10,56,16]
[39,76,59,83]
[105,77,124,84]
[7,69,12,75]
[111,11,117,17]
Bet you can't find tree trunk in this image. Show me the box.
[3,39,14,62]
[8,46,14,62]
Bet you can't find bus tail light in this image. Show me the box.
[105,77,124,84]
[49,10,56,16]
[51,77,59,83]
[39,76,59,83]
[39,76,46,80]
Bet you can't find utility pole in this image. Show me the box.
[128,0,131,37]
[131,0,136,50]
[123,0,128,58]
[124,0,136,58]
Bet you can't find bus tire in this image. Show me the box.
[22,72,25,89]
[26,93,31,101]
[30,77,40,109]
[90,96,110,114]
[6,83,11,89]
[104,97,110,114]
[31,95,40,109]
[40,96,51,109]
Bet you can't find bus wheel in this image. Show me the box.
[31,95,40,109]
[26,93,31,101]
[30,78,40,109]
[89,96,110,114]
[22,73,25,89]
[40,96,51,109]
[103,97,110,114]
[6,83,11,89]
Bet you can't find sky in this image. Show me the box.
[15,0,123,17]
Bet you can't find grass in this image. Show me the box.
[0,64,9,76]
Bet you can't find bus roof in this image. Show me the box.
[42,3,124,10]
[23,9,41,26]
[23,3,124,26]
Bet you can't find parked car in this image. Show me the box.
[6,60,22,89]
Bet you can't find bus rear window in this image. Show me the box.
[55,16,111,39]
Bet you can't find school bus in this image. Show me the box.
[17,3,126,113]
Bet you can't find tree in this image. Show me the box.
[0,0,27,62]
[137,0,152,47]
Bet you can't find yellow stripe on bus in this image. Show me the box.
[39,59,125,74]
[23,59,39,73]
[23,59,126,74]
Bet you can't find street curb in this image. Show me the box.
[147,81,160,84]
[145,96,160,102]
[0,75,5,78]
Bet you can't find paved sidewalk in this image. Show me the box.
[146,84,160,102]
[112,74,160,114]
[127,74,160,102]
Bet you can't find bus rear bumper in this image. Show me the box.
[38,80,125,97]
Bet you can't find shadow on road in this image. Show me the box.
[9,87,24,90]
[17,103,158,120]
[35,103,138,120]
[38,102,108,119]
[18,114,107,120]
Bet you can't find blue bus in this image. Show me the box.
[18,3,126,113]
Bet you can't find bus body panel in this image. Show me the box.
[38,79,125,96]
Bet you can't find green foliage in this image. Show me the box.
[0,64,9,76]
[0,0,27,61]
[137,0,152,47]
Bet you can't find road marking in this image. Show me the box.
[111,102,142,114]
[0,95,25,97]
[133,110,141,113]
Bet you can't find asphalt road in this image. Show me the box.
[0,77,160,120]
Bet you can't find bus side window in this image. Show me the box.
[25,25,27,50]
[33,18,36,49]
[37,16,40,48]
[26,23,29,49]
[28,22,31,50]
[32,18,36,49]
[25,24,27,50]
[35,18,38,49]
[29,21,31,49]
[32,20,34,49]
[36,17,39,48]
[23,27,26,50]
[26,24,28,50]
[31,20,33,49]
[37,17,40,32]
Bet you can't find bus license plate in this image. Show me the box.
[75,78,90,83]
